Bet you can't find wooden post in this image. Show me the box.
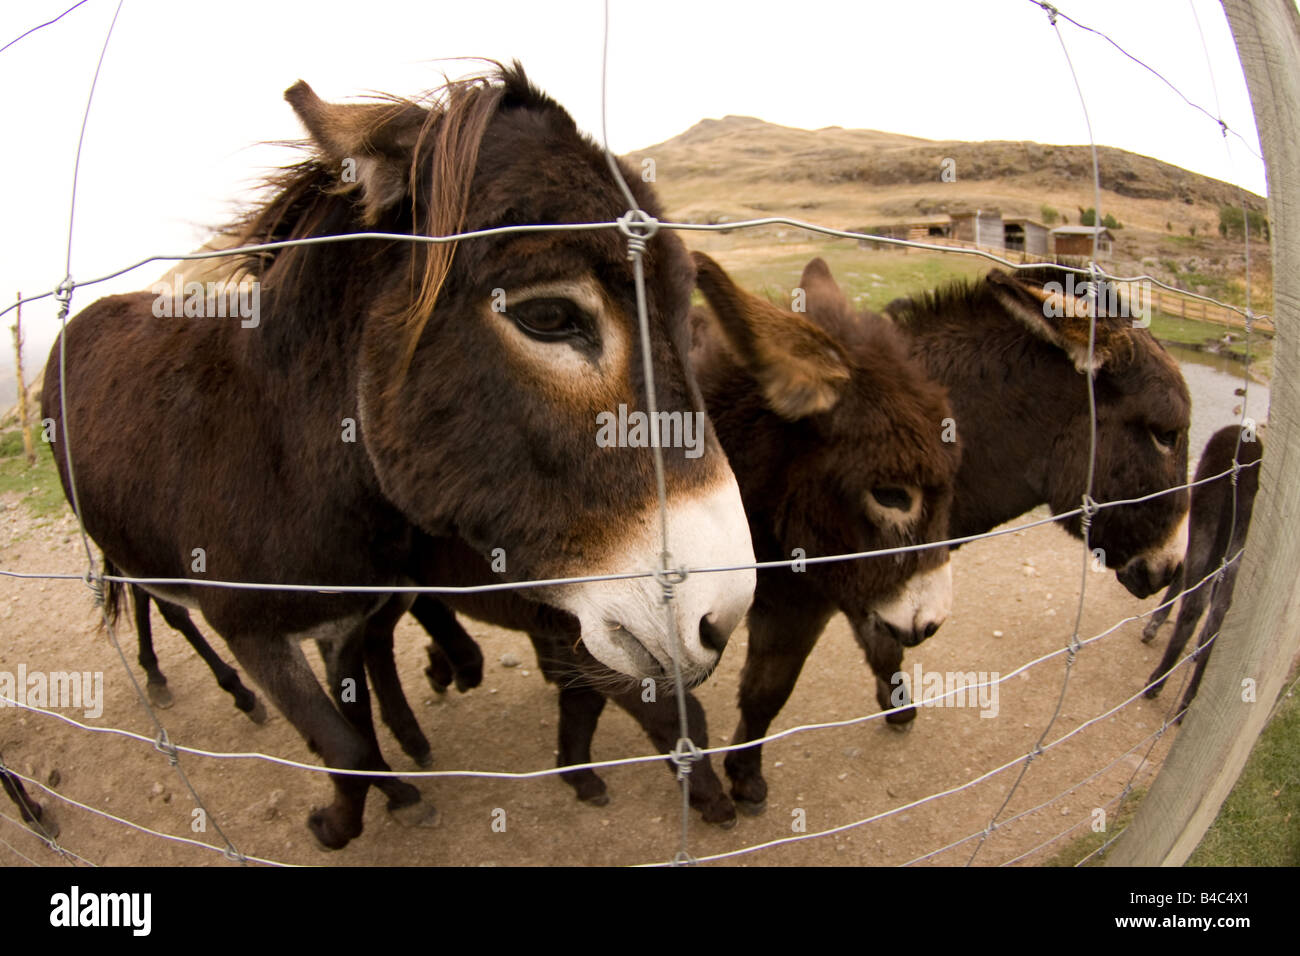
[1108,0,1300,866]
[10,292,35,466]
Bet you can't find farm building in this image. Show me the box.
[1002,217,1050,256]
[866,215,954,242]
[950,209,1004,250]
[1051,225,1114,258]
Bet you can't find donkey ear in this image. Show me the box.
[985,269,1125,374]
[284,80,429,225]
[693,252,851,419]
[798,257,852,322]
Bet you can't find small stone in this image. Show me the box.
[150,782,164,796]
[1046,608,1056,616]
[488,688,498,695]
[500,653,520,668]
[773,761,784,768]
[1061,807,1070,815]
[837,772,848,781]
[47,769,60,788]
[520,669,530,677]
[842,746,861,758]
[992,629,1004,638]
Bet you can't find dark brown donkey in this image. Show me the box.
[42,63,757,850]
[1142,425,1262,715]
[412,252,963,823]
[715,257,1192,811]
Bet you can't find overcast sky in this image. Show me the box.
[0,0,1269,376]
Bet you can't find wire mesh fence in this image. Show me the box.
[0,0,1279,867]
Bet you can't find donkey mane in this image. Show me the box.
[222,60,562,366]
[886,266,1152,373]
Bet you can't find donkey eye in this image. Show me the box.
[870,486,913,512]
[507,297,592,343]
[1150,427,1179,450]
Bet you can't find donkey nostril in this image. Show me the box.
[923,621,940,640]
[699,615,728,654]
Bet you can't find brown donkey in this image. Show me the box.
[1142,425,1262,715]
[42,63,756,850]
[717,258,1191,812]
[414,252,962,822]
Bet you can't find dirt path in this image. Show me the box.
[0,500,1183,866]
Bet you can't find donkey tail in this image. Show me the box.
[100,557,130,627]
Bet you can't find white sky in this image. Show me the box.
[0,0,1270,376]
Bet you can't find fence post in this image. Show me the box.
[10,292,35,466]
[1107,0,1300,866]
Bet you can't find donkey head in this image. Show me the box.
[985,269,1191,597]
[692,253,959,647]
[284,65,755,684]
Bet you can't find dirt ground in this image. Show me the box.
[0,500,1185,867]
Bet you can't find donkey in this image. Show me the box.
[1142,425,1262,714]
[41,63,756,850]
[95,249,961,827]
[713,257,1192,811]
[413,251,962,822]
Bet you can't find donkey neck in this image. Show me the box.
[895,313,1081,539]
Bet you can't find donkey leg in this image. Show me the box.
[315,633,427,823]
[0,758,57,838]
[223,634,378,850]
[410,597,484,693]
[1146,578,1212,699]
[1141,569,1183,644]
[554,684,610,806]
[132,586,173,709]
[852,617,914,727]
[608,685,735,827]
[1178,568,1241,717]
[154,599,266,722]
[362,612,432,768]
[724,603,828,814]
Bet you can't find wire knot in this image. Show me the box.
[222,844,248,865]
[85,568,104,606]
[1037,1,1059,25]
[154,729,179,766]
[671,849,698,867]
[670,736,702,780]
[617,209,659,261]
[54,275,75,320]
[1079,494,1099,535]
[655,563,688,604]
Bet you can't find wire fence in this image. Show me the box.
[0,0,1280,867]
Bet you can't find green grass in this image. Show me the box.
[0,424,71,520]
[713,240,989,313]
[1145,309,1271,369]
[1188,677,1300,866]
[1043,788,1147,867]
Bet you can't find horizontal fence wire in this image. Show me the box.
[0,217,1272,328]
[0,765,295,867]
[0,458,1261,594]
[0,545,1240,790]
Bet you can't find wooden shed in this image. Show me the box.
[950,209,1004,250]
[1051,225,1114,258]
[1002,217,1050,256]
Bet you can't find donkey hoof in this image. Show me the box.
[413,750,434,770]
[307,809,358,851]
[146,683,174,709]
[887,718,915,733]
[389,799,439,829]
[580,791,611,808]
[454,666,483,693]
[734,797,766,817]
[704,807,738,829]
[244,697,270,724]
